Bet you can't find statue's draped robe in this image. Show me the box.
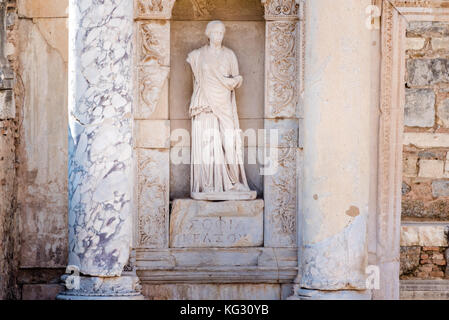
[187,45,250,194]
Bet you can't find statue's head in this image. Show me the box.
[205,20,226,46]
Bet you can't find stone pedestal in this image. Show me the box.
[170,199,264,248]
[57,273,144,300]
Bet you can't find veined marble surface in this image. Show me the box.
[68,0,134,277]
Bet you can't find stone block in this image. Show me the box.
[407,59,449,86]
[406,37,426,50]
[400,247,421,276]
[404,88,435,127]
[265,20,299,119]
[432,38,449,50]
[136,149,169,248]
[407,21,449,37]
[135,65,169,120]
[135,120,170,149]
[0,90,15,120]
[402,199,449,220]
[18,0,68,18]
[141,284,280,300]
[264,147,297,247]
[135,21,170,120]
[403,155,418,177]
[170,199,264,248]
[400,223,449,247]
[22,284,62,300]
[418,159,444,178]
[437,98,449,127]
[401,280,449,300]
[432,180,449,197]
[402,182,411,195]
[135,247,297,270]
[404,133,449,148]
[34,18,68,63]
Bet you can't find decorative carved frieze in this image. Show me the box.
[135,0,176,19]
[190,0,216,18]
[135,247,298,283]
[137,149,169,248]
[261,0,300,21]
[264,147,297,247]
[262,0,299,248]
[138,22,170,67]
[265,21,298,118]
[135,21,170,119]
[375,0,406,300]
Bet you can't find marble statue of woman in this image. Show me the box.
[187,20,256,201]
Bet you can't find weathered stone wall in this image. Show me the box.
[401,21,449,280]
[0,0,20,300]
[14,0,68,299]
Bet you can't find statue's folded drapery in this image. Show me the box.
[187,45,250,194]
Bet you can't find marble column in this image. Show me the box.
[292,0,375,299]
[58,0,142,299]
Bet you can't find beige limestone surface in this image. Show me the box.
[17,18,68,268]
[172,0,264,21]
[18,0,68,18]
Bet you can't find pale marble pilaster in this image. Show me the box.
[59,0,142,300]
[263,0,300,119]
[262,0,299,248]
[133,0,174,249]
[292,0,375,299]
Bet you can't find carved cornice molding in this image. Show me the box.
[389,0,449,21]
[261,0,300,21]
[135,247,298,283]
[135,0,176,20]
[390,0,449,8]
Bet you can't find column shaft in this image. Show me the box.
[67,0,134,277]
[299,0,374,296]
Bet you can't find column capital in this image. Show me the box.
[135,0,176,20]
[261,0,300,21]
